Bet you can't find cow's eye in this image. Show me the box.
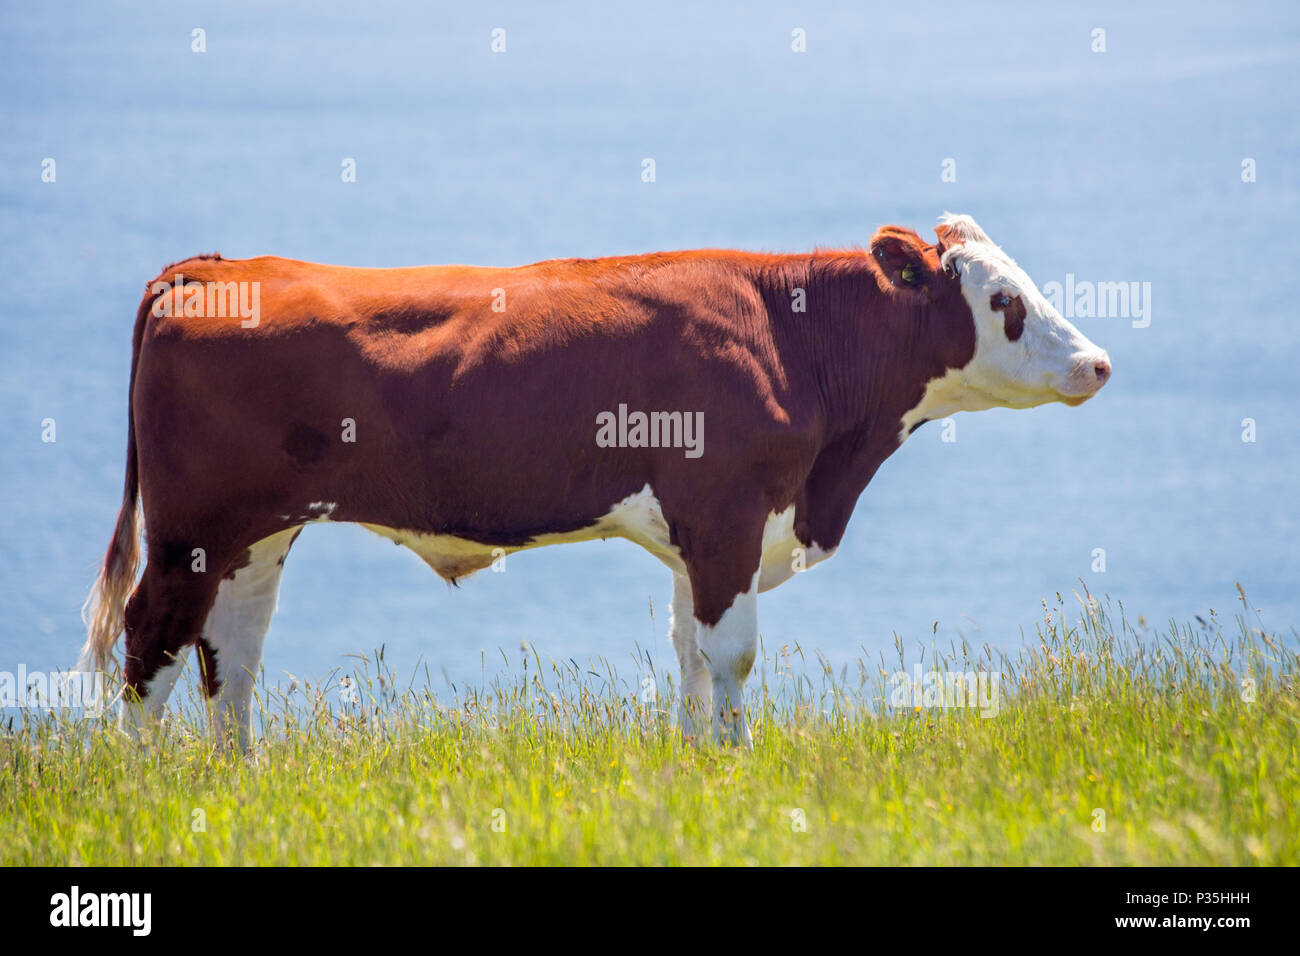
[991,292,1012,309]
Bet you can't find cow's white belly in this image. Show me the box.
[360,484,686,580]
[757,505,835,592]
[353,485,834,589]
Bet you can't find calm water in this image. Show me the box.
[2,1,1298,698]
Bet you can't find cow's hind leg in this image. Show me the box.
[198,527,300,751]
[120,551,225,740]
[669,573,711,738]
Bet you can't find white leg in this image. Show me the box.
[669,573,711,738]
[695,572,759,747]
[202,528,296,750]
[119,645,190,741]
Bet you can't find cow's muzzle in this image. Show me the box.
[1060,351,1111,404]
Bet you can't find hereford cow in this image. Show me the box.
[81,213,1110,748]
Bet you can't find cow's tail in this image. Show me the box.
[79,288,153,676]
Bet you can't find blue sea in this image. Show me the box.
[2,0,1297,702]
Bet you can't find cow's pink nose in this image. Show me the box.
[1092,355,1111,386]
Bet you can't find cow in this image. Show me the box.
[80,213,1110,748]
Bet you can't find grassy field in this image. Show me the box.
[3,587,1297,865]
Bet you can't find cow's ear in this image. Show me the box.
[870,230,931,290]
[933,233,959,276]
[934,222,962,251]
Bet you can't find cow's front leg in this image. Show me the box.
[677,508,764,748]
[695,574,758,747]
[669,573,711,738]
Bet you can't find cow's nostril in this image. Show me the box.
[1093,358,1111,384]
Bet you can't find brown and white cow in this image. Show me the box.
[81,213,1109,747]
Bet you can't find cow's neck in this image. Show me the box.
[757,254,953,548]
[761,254,944,442]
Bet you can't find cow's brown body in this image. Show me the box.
[82,216,1107,746]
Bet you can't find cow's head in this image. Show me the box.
[872,213,1110,433]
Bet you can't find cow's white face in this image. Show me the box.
[938,214,1110,411]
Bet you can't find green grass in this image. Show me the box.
[3,587,1297,865]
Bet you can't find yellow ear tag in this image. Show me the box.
[901,264,917,284]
